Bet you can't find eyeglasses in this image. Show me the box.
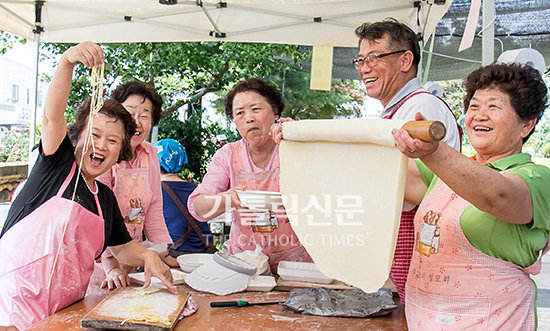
[352,50,407,69]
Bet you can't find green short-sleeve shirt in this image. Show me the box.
[416,153,550,267]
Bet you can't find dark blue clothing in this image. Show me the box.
[161,180,212,252]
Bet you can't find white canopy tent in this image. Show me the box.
[0,0,450,46]
[0,0,454,162]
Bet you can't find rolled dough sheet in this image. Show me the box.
[279,118,408,293]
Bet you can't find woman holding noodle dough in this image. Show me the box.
[393,63,550,330]
[0,41,175,331]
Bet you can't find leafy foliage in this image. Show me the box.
[0,31,27,56]
[527,114,550,157]
[0,127,29,162]
[268,71,360,119]
[45,41,309,116]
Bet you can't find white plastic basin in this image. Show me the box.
[177,253,214,273]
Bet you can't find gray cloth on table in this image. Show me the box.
[281,287,397,318]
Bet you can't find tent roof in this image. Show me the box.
[0,0,449,47]
[4,0,545,82]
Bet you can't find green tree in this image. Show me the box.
[269,71,361,119]
[45,41,309,116]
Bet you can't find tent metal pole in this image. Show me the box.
[422,29,436,85]
[28,0,43,174]
[28,32,39,174]
[482,0,495,66]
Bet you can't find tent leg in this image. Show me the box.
[482,0,495,66]
[422,29,436,85]
[28,33,40,175]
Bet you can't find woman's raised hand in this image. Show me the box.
[63,41,104,68]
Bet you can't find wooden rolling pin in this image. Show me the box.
[401,120,446,142]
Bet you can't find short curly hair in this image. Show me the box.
[68,98,136,162]
[225,78,284,120]
[463,63,548,143]
[354,18,420,69]
[111,80,163,126]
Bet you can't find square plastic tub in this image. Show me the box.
[246,275,277,291]
[277,261,334,284]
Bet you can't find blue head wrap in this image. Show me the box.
[154,139,188,173]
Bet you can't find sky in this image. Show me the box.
[3,42,57,75]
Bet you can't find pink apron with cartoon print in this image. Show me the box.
[113,152,151,241]
[102,152,151,272]
[405,179,544,331]
[229,140,312,272]
[0,163,104,330]
[386,91,463,303]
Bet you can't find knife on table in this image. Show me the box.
[210,300,285,308]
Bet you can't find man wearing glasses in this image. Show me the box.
[354,18,461,304]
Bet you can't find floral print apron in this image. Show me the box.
[405,179,544,330]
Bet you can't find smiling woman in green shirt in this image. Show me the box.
[393,62,550,331]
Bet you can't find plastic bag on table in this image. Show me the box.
[281,287,397,318]
[233,244,271,275]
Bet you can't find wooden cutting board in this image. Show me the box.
[81,286,189,331]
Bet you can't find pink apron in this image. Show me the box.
[114,151,151,241]
[229,141,312,273]
[386,90,462,303]
[405,179,545,330]
[102,152,151,273]
[0,163,104,330]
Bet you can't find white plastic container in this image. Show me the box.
[277,261,334,284]
[185,253,257,295]
[246,275,277,292]
[236,190,283,210]
[177,253,214,273]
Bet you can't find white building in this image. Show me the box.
[0,56,43,135]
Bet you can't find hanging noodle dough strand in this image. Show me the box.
[85,63,105,157]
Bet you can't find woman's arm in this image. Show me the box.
[193,187,245,220]
[0,326,19,331]
[41,42,103,156]
[188,146,246,220]
[109,241,176,294]
[393,115,533,225]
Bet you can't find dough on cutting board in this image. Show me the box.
[135,286,163,296]
[279,119,408,293]
[121,303,171,326]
